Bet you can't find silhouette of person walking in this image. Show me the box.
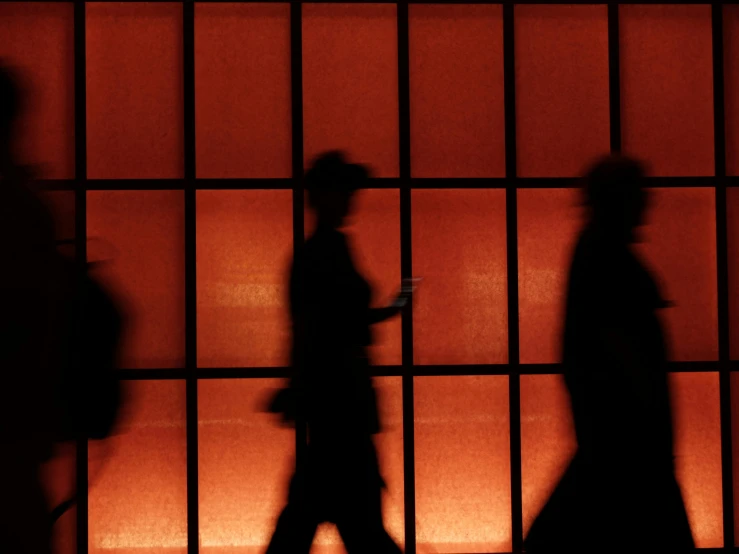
[0,62,58,554]
[267,151,407,554]
[524,155,694,553]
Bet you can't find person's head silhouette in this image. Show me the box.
[583,154,648,243]
[305,151,369,229]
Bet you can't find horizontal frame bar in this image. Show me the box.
[1,0,735,5]
[114,360,734,380]
[31,176,739,192]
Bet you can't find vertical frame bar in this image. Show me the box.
[713,3,734,549]
[503,4,523,552]
[397,3,416,553]
[183,1,198,553]
[608,3,622,154]
[74,2,88,553]
[290,0,307,469]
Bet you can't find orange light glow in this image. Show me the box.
[725,5,739,176]
[409,4,505,178]
[198,379,294,553]
[728,188,739,359]
[670,372,723,548]
[620,5,714,177]
[731,373,739,543]
[0,2,74,179]
[88,380,188,554]
[86,2,184,179]
[412,190,508,365]
[520,374,576,536]
[305,189,401,366]
[637,188,718,361]
[196,190,293,368]
[198,377,403,553]
[302,3,399,177]
[515,5,610,177]
[195,3,291,178]
[87,191,186,369]
[414,376,511,553]
[517,189,583,363]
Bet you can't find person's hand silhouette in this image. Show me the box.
[391,277,422,309]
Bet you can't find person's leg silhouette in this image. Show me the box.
[265,466,319,554]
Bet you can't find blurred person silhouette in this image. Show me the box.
[266,151,413,553]
[0,60,59,554]
[524,155,694,553]
[0,61,124,553]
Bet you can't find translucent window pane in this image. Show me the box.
[636,188,718,361]
[195,3,291,178]
[86,2,184,179]
[409,4,505,178]
[728,188,739,359]
[414,376,511,553]
[517,189,583,364]
[515,5,609,177]
[620,5,714,176]
[198,379,294,552]
[373,377,405,547]
[303,4,398,177]
[0,2,74,178]
[727,5,739,176]
[520,374,576,536]
[412,190,508,365]
[87,191,186,369]
[670,372,723,548]
[732,373,739,543]
[89,380,187,554]
[197,190,292,368]
[304,190,401,366]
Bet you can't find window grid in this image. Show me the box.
[29,1,732,553]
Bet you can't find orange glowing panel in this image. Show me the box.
[732,373,739,542]
[727,6,739,176]
[408,4,505,178]
[310,377,405,553]
[515,5,609,177]
[0,2,74,178]
[302,3,398,177]
[415,376,511,553]
[305,189,401,365]
[517,189,583,363]
[88,380,187,554]
[620,5,714,176]
[729,188,739,359]
[636,188,718,361]
[87,191,186,369]
[412,190,508,365]
[86,2,184,179]
[197,190,292,367]
[195,3,291,178]
[670,372,723,548]
[520,374,577,536]
[198,379,294,553]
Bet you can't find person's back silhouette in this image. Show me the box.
[266,151,406,553]
[0,61,59,554]
[524,155,694,552]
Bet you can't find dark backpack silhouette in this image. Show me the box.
[51,251,125,521]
